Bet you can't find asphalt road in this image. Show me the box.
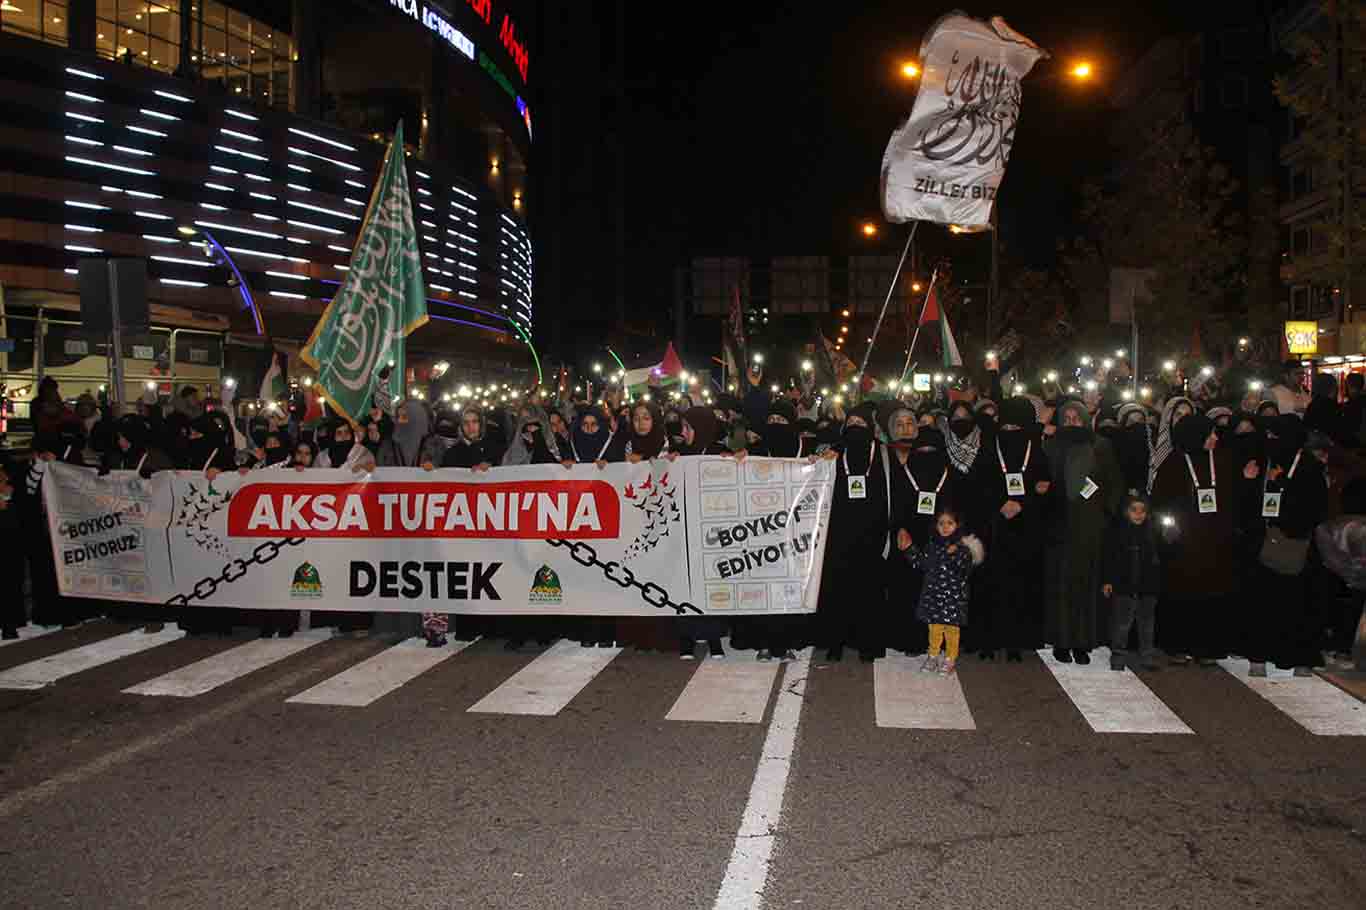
[2,620,1363,910]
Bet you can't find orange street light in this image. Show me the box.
[911,281,923,292]
[1070,60,1094,80]
[901,61,921,79]
[861,222,878,237]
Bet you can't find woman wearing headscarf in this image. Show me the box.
[1303,372,1342,442]
[186,412,237,476]
[442,406,505,469]
[889,407,966,657]
[376,399,446,469]
[673,406,731,659]
[624,401,668,462]
[502,405,562,467]
[816,402,893,661]
[968,397,1052,661]
[1146,396,1195,493]
[313,419,367,470]
[942,400,983,479]
[748,399,801,457]
[1255,399,1281,420]
[1113,403,1151,496]
[613,400,677,652]
[565,406,614,465]
[1150,414,1248,664]
[1041,397,1124,664]
[17,433,82,628]
[1244,415,1329,677]
[103,413,177,478]
[360,400,445,642]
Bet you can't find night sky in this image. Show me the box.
[625,2,1189,309]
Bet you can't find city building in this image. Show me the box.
[0,0,535,406]
[1103,2,1283,342]
[1275,0,1366,359]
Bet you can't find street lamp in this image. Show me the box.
[1070,60,1094,80]
[861,222,878,237]
[801,359,813,372]
[911,281,922,292]
[176,224,264,335]
[901,61,920,79]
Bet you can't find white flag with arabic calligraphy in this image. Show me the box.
[880,13,1046,228]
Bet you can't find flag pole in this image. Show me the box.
[898,265,941,385]
[856,221,918,397]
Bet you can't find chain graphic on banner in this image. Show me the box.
[165,537,306,607]
[545,538,702,615]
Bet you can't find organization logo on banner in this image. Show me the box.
[529,564,564,605]
[290,562,324,598]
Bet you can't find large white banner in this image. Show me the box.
[880,13,1046,228]
[42,458,834,617]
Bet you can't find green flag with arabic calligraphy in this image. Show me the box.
[301,121,427,421]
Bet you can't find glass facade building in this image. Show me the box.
[0,0,535,402]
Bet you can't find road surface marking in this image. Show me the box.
[1039,647,1193,734]
[0,624,59,648]
[1219,658,1366,735]
[666,659,780,724]
[0,626,186,690]
[0,641,368,821]
[468,639,620,716]
[873,654,977,730]
[712,649,810,910]
[286,636,475,707]
[123,631,329,697]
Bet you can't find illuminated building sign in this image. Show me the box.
[462,0,530,83]
[1285,321,1319,355]
[388,0,475,60]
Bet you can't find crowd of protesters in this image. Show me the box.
[2,365,1363,682]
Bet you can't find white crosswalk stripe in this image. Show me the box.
[286,636,476,707]
[873,655,976,730]
[0,626,186,690]
[666,658,781,724]
[468,639,620,716]
[7,630,1365,740]
[1038,647,1193,734]
[123,631,330,698]
[1218,658,1366,736]
[0,624,59,649]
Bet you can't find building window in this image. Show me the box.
[94,1,179,74]
[1291,285,1311,317]
[1221,75,1247,109]
[1290,164,1314,200]
[1221,28,1247,61]
[77,2,294,109]
[1292,226,1312,257]
[198,0,293,108]
[1,0,69,47]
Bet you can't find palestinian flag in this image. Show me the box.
[939,308,964,368]
[917,284,962,368]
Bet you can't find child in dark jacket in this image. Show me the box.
[1102,494,1162,671]
[896,503,985,676]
